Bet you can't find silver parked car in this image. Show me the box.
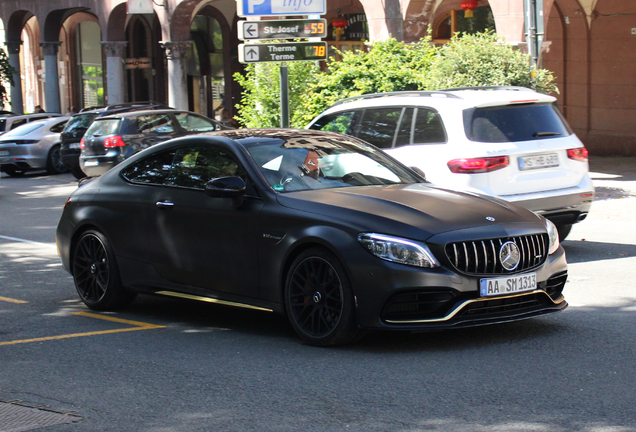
[0,116,70,176]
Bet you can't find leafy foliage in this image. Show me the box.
[425,31,557,94]
[233,61,321,128]
[234,31,558,128]
[0,47,16,110]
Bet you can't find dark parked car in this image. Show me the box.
[60,102,172,179]
[79,109,232,177]
[56,129,568,346]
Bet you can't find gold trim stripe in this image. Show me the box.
[156,291,273,312]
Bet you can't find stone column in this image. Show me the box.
[39,41,62,114]
[160,41,192,110]
[5,41,24,114]
[102,41,128,105]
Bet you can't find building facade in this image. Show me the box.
[0,0,633,155]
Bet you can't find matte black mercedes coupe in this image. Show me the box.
[56,129,568,346]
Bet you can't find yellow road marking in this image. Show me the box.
[0,311,165,347]
[0,296,28,304]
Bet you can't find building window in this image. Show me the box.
[77,22,103,108]
[434,6,496,43]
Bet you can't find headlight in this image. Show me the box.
[545,219,560,255]
[358,233,440,268]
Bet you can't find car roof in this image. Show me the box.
[322,86,557,113]
[95,109,204,120]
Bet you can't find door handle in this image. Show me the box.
[156,200,174,209]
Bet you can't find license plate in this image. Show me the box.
[518,153,559,170]
[480,273,537,297]
[0,150,8,156]
[83,160,99,167]
[69,143,81,149]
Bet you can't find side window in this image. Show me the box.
[309,111,356,135]
[120,150,176,185]
[10,119,27,130]
[412,108,447,144]
[355,108,403,149]
[175,113,218,132]
[165,146,245,189]
[136,114,175,134]
[394,108,414,147]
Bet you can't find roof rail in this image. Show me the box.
[441,86,534,92]
[331,90,461,107]
[79,101,167,113]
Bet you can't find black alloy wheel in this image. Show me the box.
[72,230,136,310]
[285,248,361,346]
[46,145,69,175]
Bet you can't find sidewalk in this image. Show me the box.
[586,156,636,222]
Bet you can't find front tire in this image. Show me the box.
[557,224,572,241]
[72,230,136,310]
[285,248,362,346]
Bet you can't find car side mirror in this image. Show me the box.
[205,176,246,207]
[410,166,427,182]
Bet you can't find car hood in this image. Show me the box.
[276,183,543,240]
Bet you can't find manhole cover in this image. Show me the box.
[0,401,81,432]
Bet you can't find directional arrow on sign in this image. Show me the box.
[244,23,257,39]
[245,47,259,61]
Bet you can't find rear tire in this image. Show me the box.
[284,248,363,346]
[72,230,136,310]
[70,165,86,179]
[557,224,572,242]
[46,145,69,175]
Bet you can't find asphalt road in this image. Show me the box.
[1,159,635,432]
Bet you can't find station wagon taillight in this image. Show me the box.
[567,147,588,162]
[103,135,126,148]
[80,138,85,149]
[447,156,509,173]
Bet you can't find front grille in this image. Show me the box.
[445,234,548,275]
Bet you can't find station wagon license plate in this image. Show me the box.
[518,153,559,170]
[480,273,536,297]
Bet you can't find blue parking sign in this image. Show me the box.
[237,0,326,17]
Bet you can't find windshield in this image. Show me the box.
[2,122,45,137]
[245,135,421,193]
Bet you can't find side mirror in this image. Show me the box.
[410,166,427,182]
[205,176,246,198]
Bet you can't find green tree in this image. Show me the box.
[233,60,321,128]
[0,47,16,110]
[426,30,557,94]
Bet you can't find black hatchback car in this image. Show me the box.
[60,102,172,179]
[56,129,568,346]
[79,109,231,177]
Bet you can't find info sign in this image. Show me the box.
[239,42,328,63]
[238,19,327,40]
[237,0,326,17]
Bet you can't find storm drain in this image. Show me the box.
[0,401,81,432]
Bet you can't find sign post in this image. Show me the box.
[237,0,327,128]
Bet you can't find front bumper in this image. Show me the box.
[342,240,568,331]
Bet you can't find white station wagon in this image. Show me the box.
[307,87,594,240]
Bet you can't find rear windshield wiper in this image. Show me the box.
[533,131,562,137]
